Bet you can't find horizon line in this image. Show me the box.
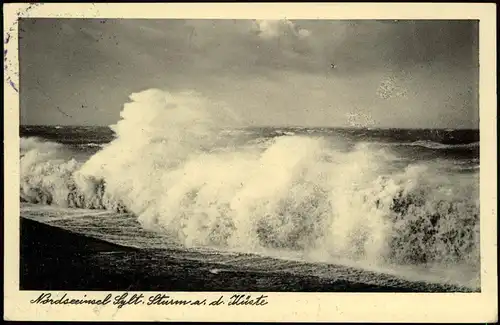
[19,124,480,131]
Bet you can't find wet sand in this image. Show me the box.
[20,217,471,292]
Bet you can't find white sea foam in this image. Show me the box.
[20,89,480,277]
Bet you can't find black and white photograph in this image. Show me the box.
[4,3,497,323]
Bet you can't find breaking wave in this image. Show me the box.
[20,89,480,271]
[405,140,479,150]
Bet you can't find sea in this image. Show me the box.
[17,82,480,292]
[19,124,480,292]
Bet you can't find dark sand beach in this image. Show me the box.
[20,217,473,292]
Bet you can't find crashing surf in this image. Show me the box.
[20,89,480,287]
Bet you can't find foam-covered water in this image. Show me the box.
[20,89,480,290]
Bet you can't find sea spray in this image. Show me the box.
[21,138,80,206]
[19,89,480,270]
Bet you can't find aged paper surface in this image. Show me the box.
[3,3,497,322]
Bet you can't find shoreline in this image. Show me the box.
[19,217,474,292]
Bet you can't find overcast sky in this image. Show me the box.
[19,19,478,128]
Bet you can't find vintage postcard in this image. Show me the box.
[3,2,497,322]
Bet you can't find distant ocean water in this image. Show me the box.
[20,125,479,172]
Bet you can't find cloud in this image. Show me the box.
[254,19,311,40]
[20,19,478,128]
[297,28,311,39]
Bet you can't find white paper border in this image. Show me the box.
[3,3,497,322]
